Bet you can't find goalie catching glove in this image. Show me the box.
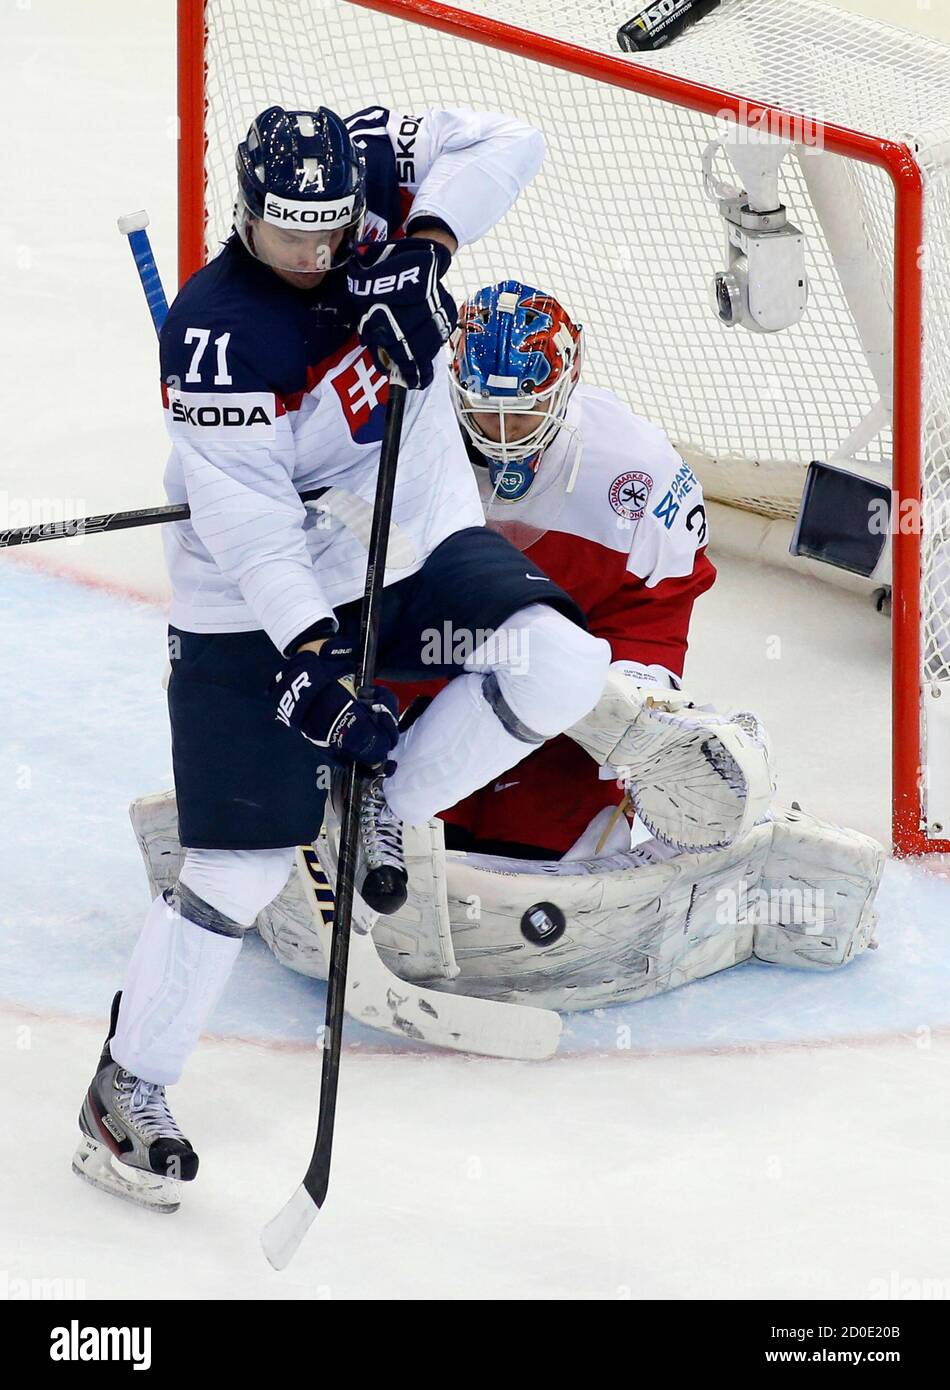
[273,645,399,768]
[346,238,457,389]
[567,668,774,852]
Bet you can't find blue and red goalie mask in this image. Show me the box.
[449,280,584,501]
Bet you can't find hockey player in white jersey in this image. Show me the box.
[73,105,611,1210]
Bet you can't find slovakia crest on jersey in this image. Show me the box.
[609,471,653,521]
[361,211,389,243]
[328,345,390,443]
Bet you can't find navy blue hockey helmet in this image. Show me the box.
[235,105,366,275]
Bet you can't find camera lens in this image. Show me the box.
[716,274,733,322]
[712,271,741,327]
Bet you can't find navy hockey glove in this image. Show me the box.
[273,649,399,768]
[347,238,457,390]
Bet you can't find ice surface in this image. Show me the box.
[4,1005,950,1300]
[3,0,950,1302]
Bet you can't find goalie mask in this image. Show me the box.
[449,281,584,504]
[235,105,366,277]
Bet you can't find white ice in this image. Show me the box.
[3,0,950,1301]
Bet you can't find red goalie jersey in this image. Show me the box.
[397,380,716,858]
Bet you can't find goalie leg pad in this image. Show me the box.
[255,818,460,985]
[431,827,774,1011]
[752,805,883,968]
[255,848,334,980]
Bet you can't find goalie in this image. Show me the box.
[404,278,722,861]
[133,282,883,1017]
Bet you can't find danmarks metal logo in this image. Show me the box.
[609,471,653,521]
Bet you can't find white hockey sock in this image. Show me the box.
[385,604,609,827]
[385,671,532,826]
[110,892,242,1086]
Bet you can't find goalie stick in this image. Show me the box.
[294,844,562,1059]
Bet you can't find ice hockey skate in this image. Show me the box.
[353,772,409,914]
[72,993,198,1214]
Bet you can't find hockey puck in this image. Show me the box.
[520,901,566,946]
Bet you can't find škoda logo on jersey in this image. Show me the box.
[164,388,276,442]
[172,401,271,428]
[394,114,423,183]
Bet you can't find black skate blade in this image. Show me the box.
[72,1135,181,1214]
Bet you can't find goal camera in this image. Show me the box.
[712,201,807,332]
[705,133,808,334]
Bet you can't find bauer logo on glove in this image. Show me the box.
[346,237,457,390]
[273,652,399,767]
[346,265,422,297]
[275,669,313,726]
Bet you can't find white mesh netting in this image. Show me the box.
[198,0,950,686]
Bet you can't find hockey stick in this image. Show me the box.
[0,215,328,551]
[261,374,408,1271]
[0,490,329,549]
[117,211,169,334]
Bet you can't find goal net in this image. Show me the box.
[178,0,950,852]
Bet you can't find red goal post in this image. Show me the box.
[175,0,945,856]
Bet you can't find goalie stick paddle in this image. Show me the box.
[261,375,408,1272]
[294,845,562,1059]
